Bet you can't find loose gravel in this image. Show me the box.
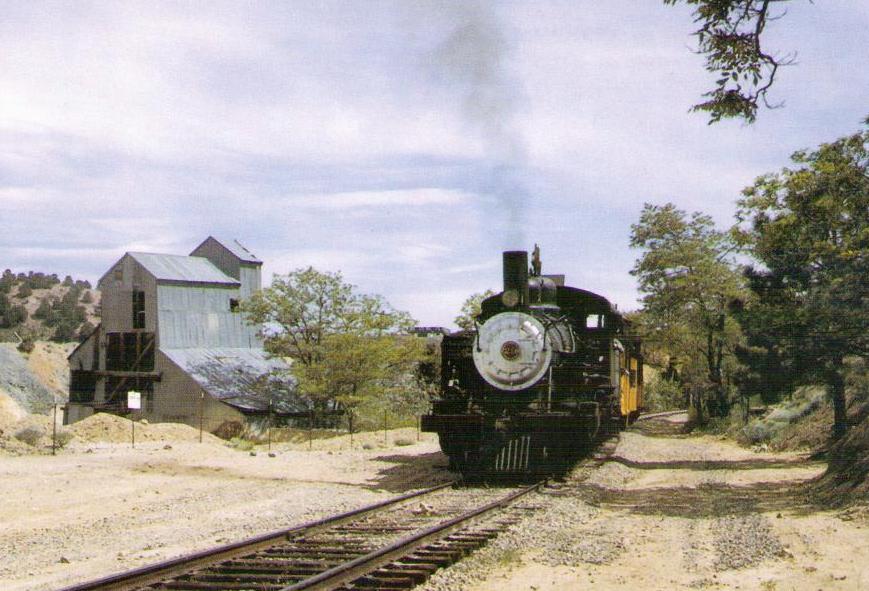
[712,514,787,571]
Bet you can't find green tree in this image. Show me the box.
[16,284,32,299]
[297,332,427,430]
[664,0,797,123]
[454,289,495,330]
[242,267,422,423]
[735,125,869,437]
[630,203,747,418]
[0,270,13,294]
[33,296,52,320]
[1,303,28,328]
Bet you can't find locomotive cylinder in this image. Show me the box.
[502,250,529,307]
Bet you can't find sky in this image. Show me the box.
[1,1,867,328]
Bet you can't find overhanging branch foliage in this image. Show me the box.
[665,0,797,123]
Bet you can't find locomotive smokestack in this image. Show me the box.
[503,250,529,307]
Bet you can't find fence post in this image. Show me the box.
[52,403,58,455]
[308,410,314,451]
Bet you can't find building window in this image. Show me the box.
[230,298,240,312]
[106,332,155,371]
[132,290,146,328]
[113,266,123,282]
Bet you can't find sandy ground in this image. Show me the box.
[3,414,868,591]
[463,416,869,591]
[0,427,449,591]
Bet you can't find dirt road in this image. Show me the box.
[423,415,869,591]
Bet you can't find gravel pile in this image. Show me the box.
[712,514,786,570]
[584,461,636,489]
[0,391,27,431]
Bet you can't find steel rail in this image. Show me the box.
[56,481,456,591]
[637,409,687,421]
[279,480,545,591]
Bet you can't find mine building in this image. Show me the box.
[65,237,308,432]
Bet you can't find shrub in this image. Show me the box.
[14,426,45,447]
[55,430,74,449]
[394,437,414,446]
[214,421,246,440]
[644,379,685,412]
[1,304,28,328]
[33,297,52,319]
[228,437,254,451]
[741,421,775,445]
[17,338,35,354]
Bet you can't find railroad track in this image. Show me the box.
[637,409,687,421]
[57,480,544,591]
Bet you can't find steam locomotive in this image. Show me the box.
[421,248,643,474]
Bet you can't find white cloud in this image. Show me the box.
[2,1,868,325]
[288,188,470,210]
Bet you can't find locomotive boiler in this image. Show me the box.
[421,247,643,475]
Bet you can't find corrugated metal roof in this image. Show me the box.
[211,237,262,264]
[129,252,240,285]
[161,348,309,414]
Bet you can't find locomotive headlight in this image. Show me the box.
[473,311,552,391]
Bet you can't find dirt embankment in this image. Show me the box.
[814,399,869,504]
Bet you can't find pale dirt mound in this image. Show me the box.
[26,342,75,399]
[0,390,27,431]
[70,413,224,445]
[0,408,61,455]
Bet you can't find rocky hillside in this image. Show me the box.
[0,270,100,343]
[0,340,77,453]
[0,342,73,413]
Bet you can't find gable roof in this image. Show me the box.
[196,236,262,264]
[129,252,240,285]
